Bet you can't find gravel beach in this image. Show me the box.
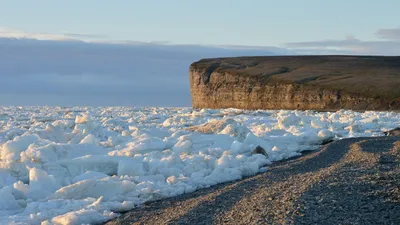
[106,136,400,225]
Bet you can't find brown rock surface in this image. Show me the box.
[189,55,400,110]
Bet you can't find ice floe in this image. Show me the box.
[0,106,399,224]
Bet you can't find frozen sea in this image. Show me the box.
[0,106,399,224]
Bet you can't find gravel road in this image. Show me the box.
[106,136,400,225]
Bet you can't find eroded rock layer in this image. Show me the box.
[189,56,400,110]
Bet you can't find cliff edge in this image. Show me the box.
[189,55,400,110]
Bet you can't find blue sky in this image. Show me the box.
[0,1,399,106]
[1,0,399,46]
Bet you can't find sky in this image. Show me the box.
[1,0,399,47]
[0,0,399,106]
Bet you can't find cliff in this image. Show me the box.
[189,55,400,110]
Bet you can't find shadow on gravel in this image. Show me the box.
[270,137,358,174]
[107,137,400,225]
[293,181,400,224]
[293,137,400,225]
[359,137,396,153]
[163,139,358,224]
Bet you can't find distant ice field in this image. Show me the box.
[0,106,399,224]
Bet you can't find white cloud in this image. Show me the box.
[0,27,113,43]
[0,36,278,106]
[0,27,78,41]
[375,28,400,41]
[285,28,400,55]
[59,32,108,39]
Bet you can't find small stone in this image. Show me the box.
[251,145,268,157]
[384,127,400,136]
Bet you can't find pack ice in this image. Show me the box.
[0,106,399,224]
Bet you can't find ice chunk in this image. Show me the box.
[51,209,110,225]
[0,106,399,224]
[186,119,237,134]
[0,170,17,188]
[118,159,145,177]
[51,178,135,201]
[311,119,328,129]
[75,114,89,124]
[244,132,272,151]
[277,112,300,129]
[230,140,247,154]
[172,139,192,153]
[219,122,251,141]
[58,155,125,177]
[28,168,61,200]
[114,134,166,156]
[80,134,100,145]
[72,171,109,183]
[0,186,22,211]
[318,129,335,144]
[20,143,59,163]
[1,134,39,161]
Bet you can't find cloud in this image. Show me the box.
[0,37,278,106]
[0,27,295,53]
[2,26,397,106]
[0,27,109,42]
[285,29,400,55]
[375,28,400,41]
[60,32,108,39]
[0,27,76,41]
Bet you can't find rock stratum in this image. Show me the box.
[189,56,400,110]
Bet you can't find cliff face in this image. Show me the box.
[189,56,400,111]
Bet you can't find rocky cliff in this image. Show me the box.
[189,56,400,110]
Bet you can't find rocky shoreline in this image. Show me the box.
[106,136,400,225]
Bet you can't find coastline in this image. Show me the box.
[106,136,400,224]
